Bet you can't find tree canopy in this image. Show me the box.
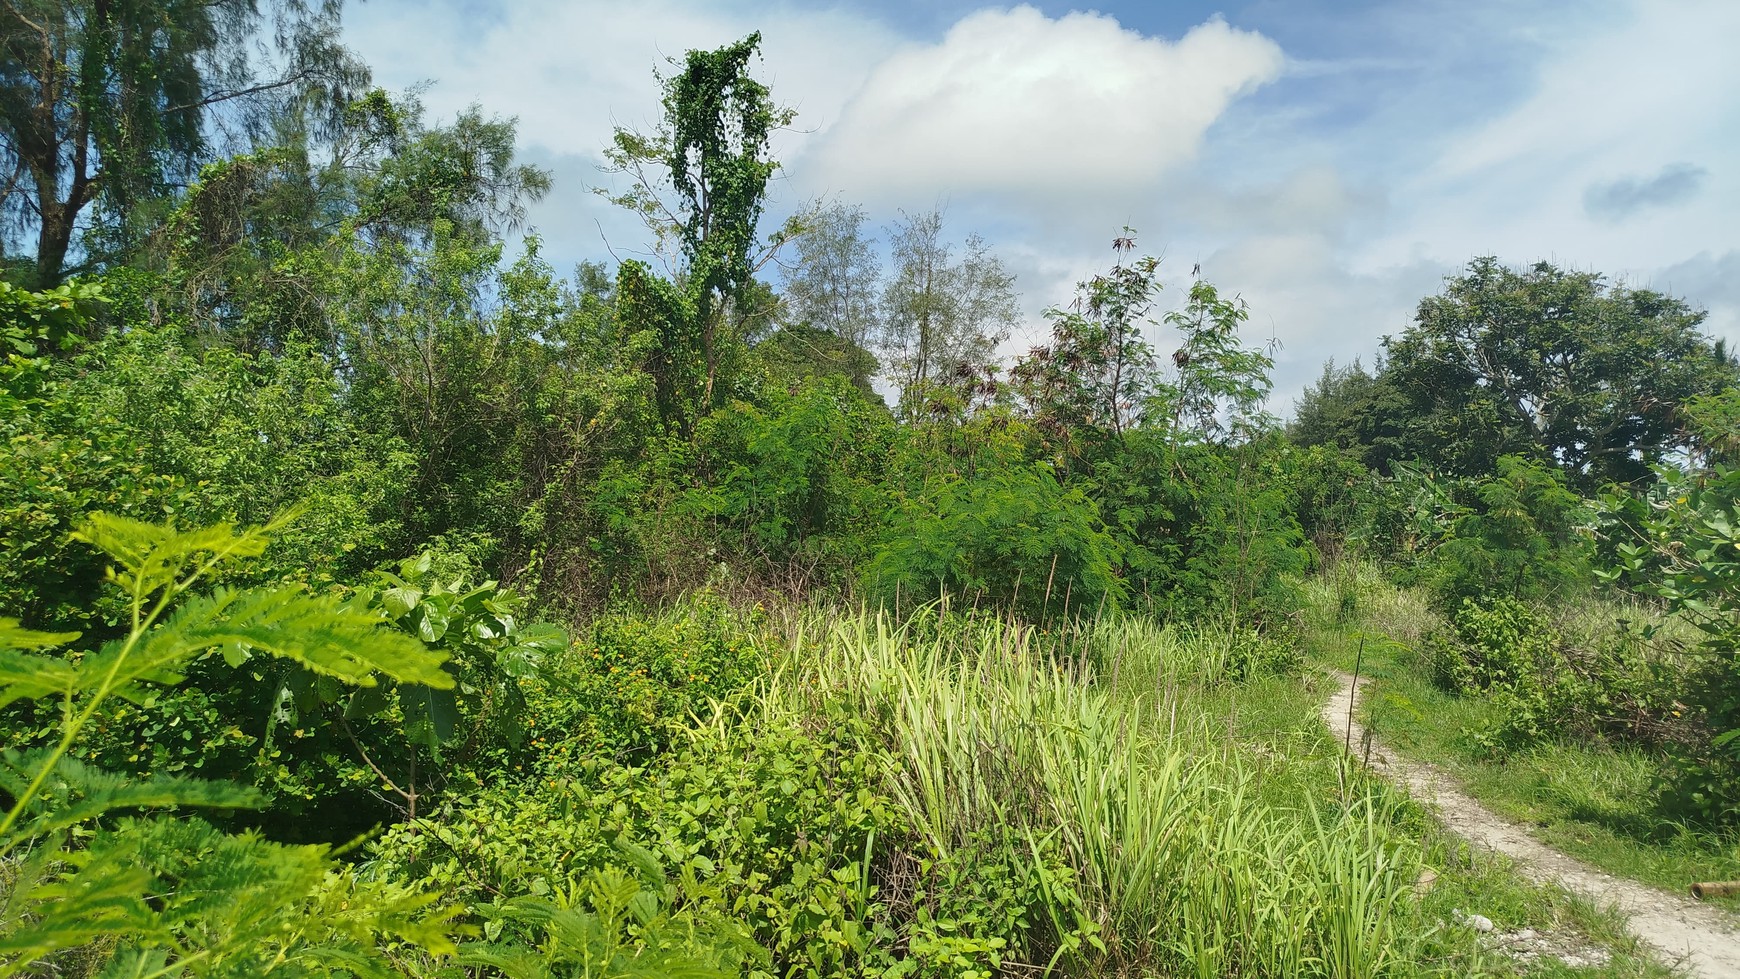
[0,0,367,286]
[1294,257,1737,488]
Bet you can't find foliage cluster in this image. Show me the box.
[1605,460,1740,823]
[0,515,459,976]
[1423,598,1682,755]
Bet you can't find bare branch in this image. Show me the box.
[162,68,314,115]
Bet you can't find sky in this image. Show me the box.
[340,0,1740,414]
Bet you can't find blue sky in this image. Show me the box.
[341,0,1739,410]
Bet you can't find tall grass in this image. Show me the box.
[750,606,1423,977]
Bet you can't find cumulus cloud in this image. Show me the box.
[345,0,898,160]
[341,0,901,272]
[798,6,1284,207]
[1583,162,1708,222]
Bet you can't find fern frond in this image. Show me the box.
[92,947,170,979]
[453,946,546,979]
[0,751,261,840]
[0,842,160,973]
[70,513,274,600]
[0,619,80,651]
[0,648,78,708]
[0,620,82,708]
[75,585,451,702]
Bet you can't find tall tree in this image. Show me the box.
[1012,234,1160,460]
[1156,278,1275,443]
[161,90,550,349]
[779,200,879,387]
[0,0,367,286]
[880,208,1017,413]
[1381,257,1738,488]
[1287,357,1412,471]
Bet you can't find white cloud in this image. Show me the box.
[796,6,1284,207]
[342,0,902,265]
[346,0,899,159]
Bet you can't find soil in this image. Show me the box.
[1323,670,1740,978]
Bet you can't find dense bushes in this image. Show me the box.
[1607,460,1740,824]
[1423,598,1681,754]
[521,600,767,769]
[365,604,1448,978]
[868,457,1125,620]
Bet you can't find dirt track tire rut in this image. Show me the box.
[1323,670,1740,978]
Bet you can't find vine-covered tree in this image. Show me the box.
[161,90,550,349]
[600,32,793,430]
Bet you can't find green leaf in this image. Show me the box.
[344,682,395,721]
[401,683,460,750]
[0,648,79,708]
[71,513,273,598]
[0,618,81,651]
[0,751,262,839]
[382,585,423,618]
[411,603,450,643]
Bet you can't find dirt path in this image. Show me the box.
[1323,670,1740,978]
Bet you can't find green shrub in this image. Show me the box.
[1426,597,1687,756]
[1425,598,1560,696]
[0,544,570,843]
[379,688,1092,979]
[441,866,768,978]
[1607,460,1740,824]
[524,599,767,771]
[1426,456,1589,613]
[867,461,1125,621]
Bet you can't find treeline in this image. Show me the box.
[0,28,1312,634]
[1283,255,1740,825]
